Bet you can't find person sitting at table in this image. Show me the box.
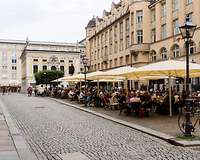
[141,91,152,117]
[129,93,141,116]
[158,92,175,115]
[110,92,119,110]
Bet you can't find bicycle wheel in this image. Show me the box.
[178,112,198,134]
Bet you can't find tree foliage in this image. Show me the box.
[34,70,64,85]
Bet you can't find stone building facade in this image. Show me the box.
[0,39,85,92]
[20,40,85,92]
[86,0,200,72]
[0,40,24,88]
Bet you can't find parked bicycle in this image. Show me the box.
[178,98,200,134]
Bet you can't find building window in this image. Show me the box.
[126,55,130,64]
[186,0,192,5]
[12,59,17,64]
[51,66,57,71]
[125,18,130,48]
[136,10,143,25]
[33,59,38,62]
[119,22,123,51]
[160,48,168,60]
[187,13,193,22]
[137,30,143,44]
[151,29,156,42]
[161,2,166,17]
[151,9,156,22]
[12,52,17,64]
[12,66,17,70]
[172,0,179,11]
[109,60,112,68]
[173,19,179,35]
[189,41,196,55]
[60,66,64,72]
[119,57,123,66]
[172,45,180,58]
[161,24,167,39]
[33,65,38,73]
[150,51,157,62]
[114,58,118,67]
[42,59,47,62]
[43,65,47,71]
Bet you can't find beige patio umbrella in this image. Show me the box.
[87,71,125,93]
[121,59,200,117]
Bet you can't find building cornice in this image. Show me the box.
[89,11,130,40]
[25,49,80,54]
[0,39,85,47]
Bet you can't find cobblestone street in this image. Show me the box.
[0,94,200,160]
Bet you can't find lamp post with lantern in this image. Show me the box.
[179,16,197,136]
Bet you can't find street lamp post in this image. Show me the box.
[44,72,47,87]
[81,55,89,107]
[179,16,197,136]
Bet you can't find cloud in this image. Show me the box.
[0,0,119,42]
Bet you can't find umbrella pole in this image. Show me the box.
[80,80,82,93]
[97,80,100,94]
[169,76,172,117]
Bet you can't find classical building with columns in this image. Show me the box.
[20,40,85,92]
[86,0,200,71]
[0,39,85,92]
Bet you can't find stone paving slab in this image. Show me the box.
[0,99,37,160]
[0,151,19,160]
[52,98,200,147]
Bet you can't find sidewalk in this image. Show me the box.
[0,107,19,160]
[0,99,37,160]
[52,98,200,147]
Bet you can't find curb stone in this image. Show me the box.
[51,98,200,147]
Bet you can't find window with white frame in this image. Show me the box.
[172,0,179,11]
[161,24,167,39]
[173,19,179,35]
[187,13,193,22]
[137,30,143,44]
[160,48,168,60]
[151,51,157,62]
[136,10,143,24]
[189,41,196,55]
[12,52,17,64]
[186,0,192,5]
[161,2,166,17]
[172,45,180,58]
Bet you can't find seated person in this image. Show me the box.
[68,89,75,99]
[130,93,141,103]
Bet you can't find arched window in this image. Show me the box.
[160,48,168,60]
[172,44,180,58]
[12,52,17,64]
[150,50,157,62]
[51,66,57,71]
[189,41,196,55]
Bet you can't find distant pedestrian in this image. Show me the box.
[2,87,6,95]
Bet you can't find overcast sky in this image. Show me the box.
[0,0,119,43]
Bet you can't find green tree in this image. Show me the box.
[34,70,64,85]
